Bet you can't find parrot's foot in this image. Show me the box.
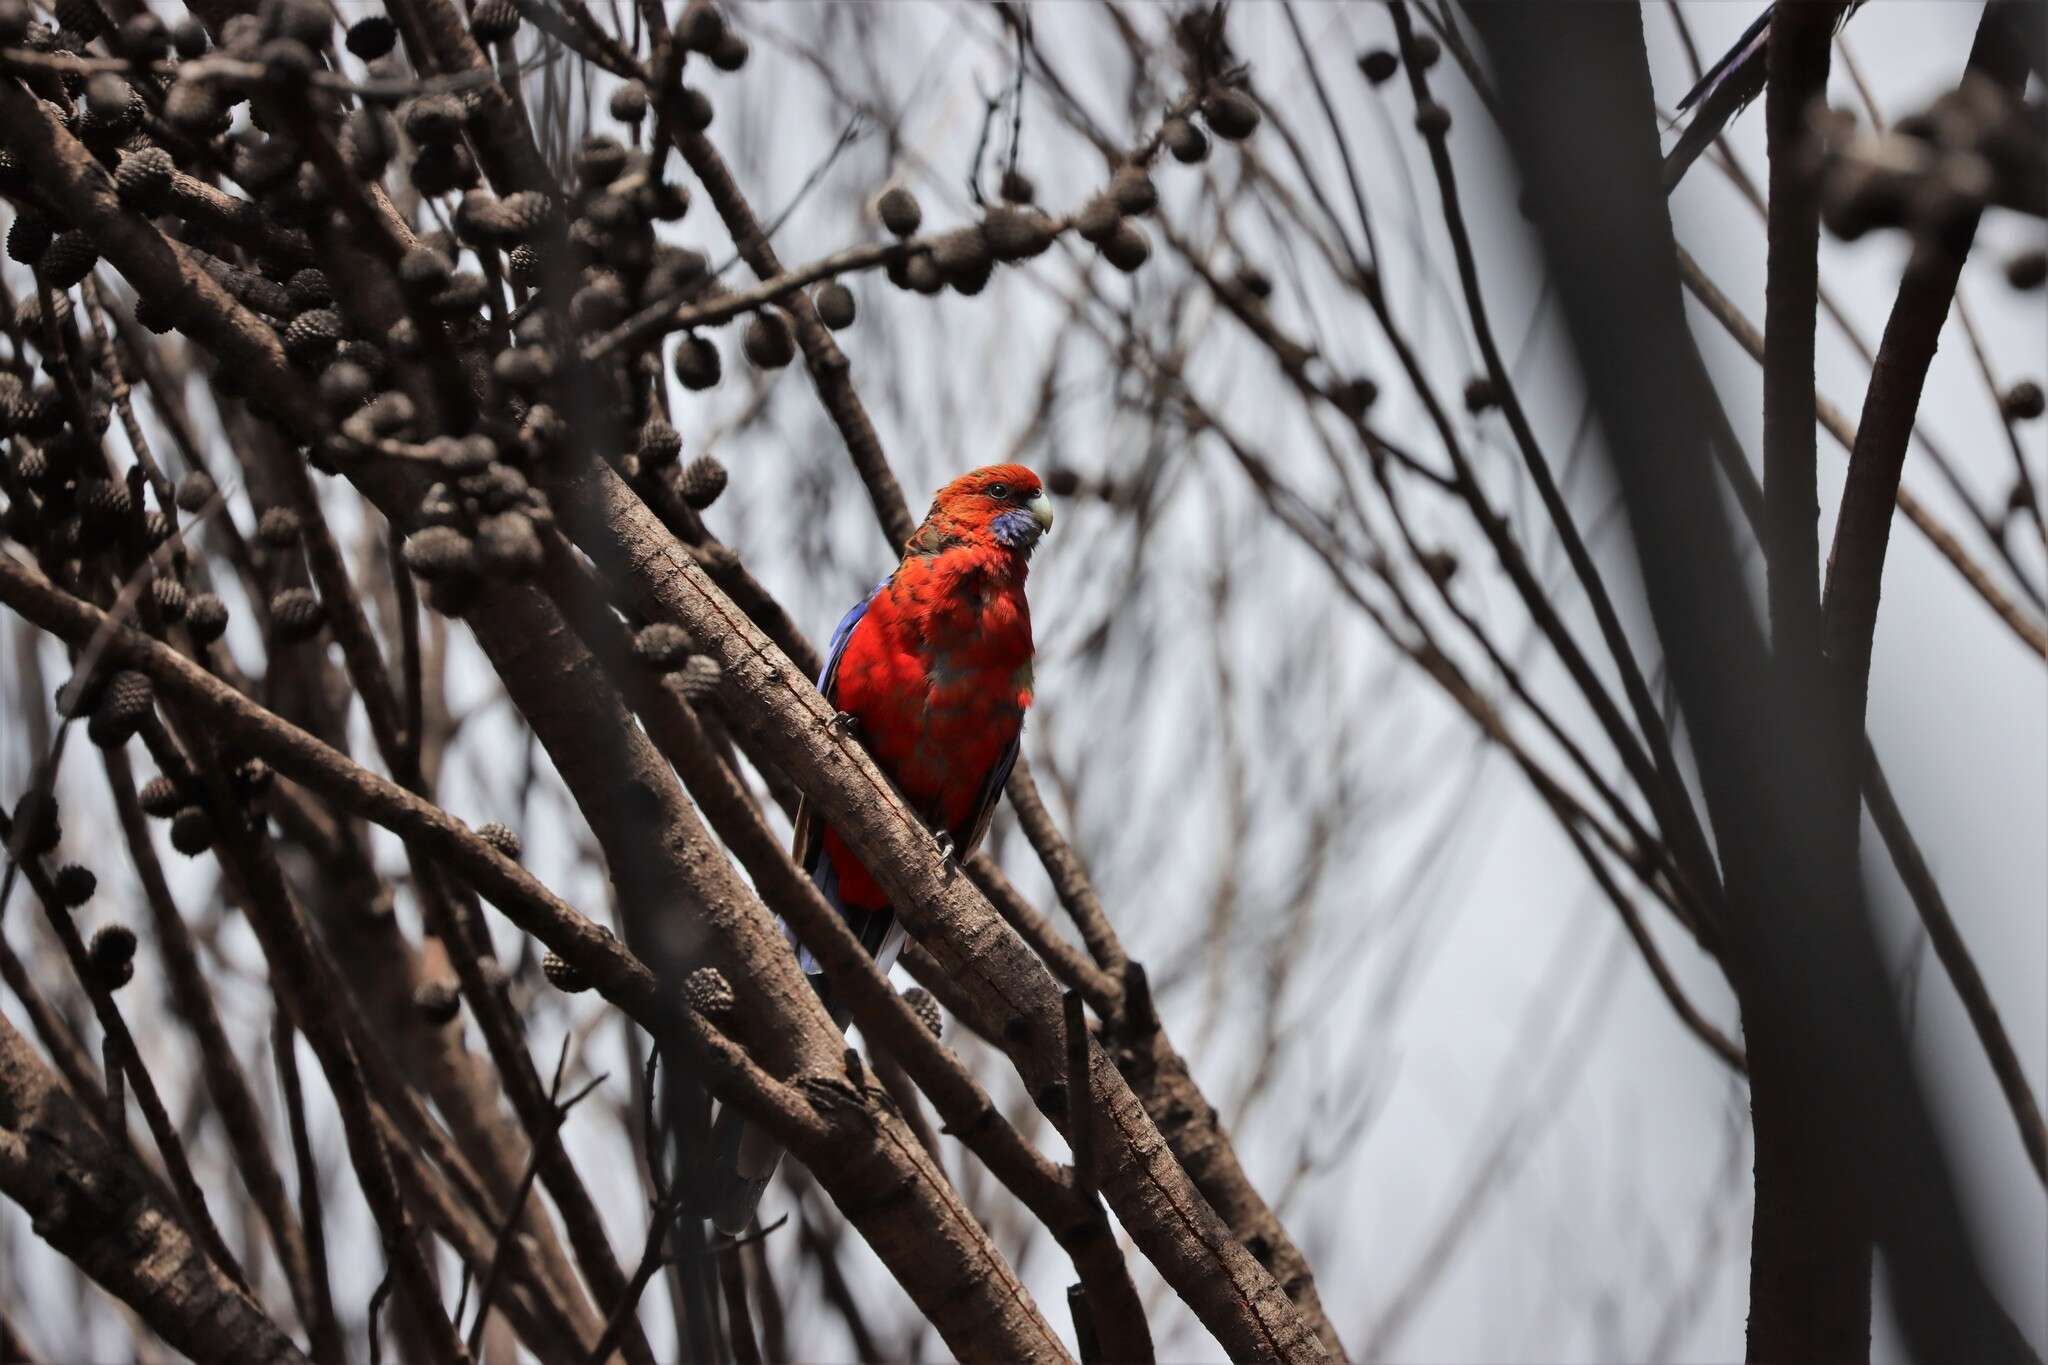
[932,830,956,865]
[830,710,861,738]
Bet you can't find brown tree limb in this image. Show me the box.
[272,1014,342,1365]
[0,1009,310,1365]
[1864,750,2047,1185]
[1761,3,1840,659]
[1822,7,2036,738]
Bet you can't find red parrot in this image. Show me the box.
[708,463,1054,1231]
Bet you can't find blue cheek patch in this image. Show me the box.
[992,509,1040,550]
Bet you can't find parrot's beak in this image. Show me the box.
[1030,491,1055,536]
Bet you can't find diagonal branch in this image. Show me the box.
[1822,5,2036,740]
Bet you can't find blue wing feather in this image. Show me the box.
[789,576,892,979]
[817,575,891,695]
[960,730,1021,859]
[1677,4,1772,113]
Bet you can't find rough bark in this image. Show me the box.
[0,1011,309,1365]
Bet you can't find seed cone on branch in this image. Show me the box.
[10,793,60,857]
[679,455,728,509]
[685,966,735,1018]
[164,79,222,134]
[577,135,630,189]
[284,308,343,361]
[710,32,749,71]
[2005,381,2044,422]
[186,593,229,643]
[984,206,1056,262]
[679,0,727,51]
[639,418,683,467]
[6,213,52,266]
[674,335,722,390]
[542,950,589,993]
[169,807,213,855]
[89,924,137,990]
[674,87,714,133]
[345,14,395,58]
[2006,250,2047,291]
[53,864,96,907]
[1202,88,1261,140]
[903,986,943,1039]
[743,312,795,369]
[268,587,325,643]
[477,822,523,859]
[257,507,301,548]
[88,669,153,748]
[403,95,467,147]
[1110,165,1159,216]
[39,231,98,289]
[931,227,993,283]
[470,0,518,44]
[476,512,542,580]
[114,146,174,208]
[411,143,479,197]
[1076,195,1122,244]
[672,654,723,704]
[633,622,695,671]
[1101,220,1152,273]
[139,778,183,818]
[609,81,648,124]
[877,185,923,237]
[1164,117,1210,163]
[815,281,857,329]
[999,168,1036,203]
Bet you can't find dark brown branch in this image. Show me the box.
[1823,8,2036,738]
[1865,750,2048,1185]
[1761,3,1840,661]
[0,1010,309,1365]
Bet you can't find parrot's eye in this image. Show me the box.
[987,483,1011,500]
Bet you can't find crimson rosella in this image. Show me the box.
[708,463,1054,1232]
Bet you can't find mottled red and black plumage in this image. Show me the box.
[790,463,1053,982]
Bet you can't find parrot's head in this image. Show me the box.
[916,463,1054,558]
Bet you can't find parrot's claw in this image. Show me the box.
[830,710,860,738]
[932,830,956,865]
